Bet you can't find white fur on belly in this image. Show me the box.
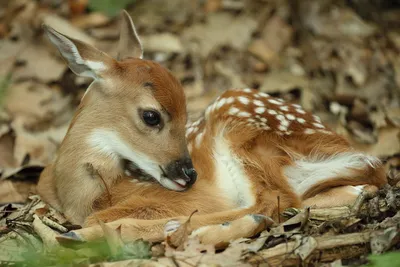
[213,134,255,208]
[283,152,380,196]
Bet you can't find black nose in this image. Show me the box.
[165,157,197,186]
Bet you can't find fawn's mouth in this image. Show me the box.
[123,159,188,191]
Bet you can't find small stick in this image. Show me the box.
[41,216,68,233]
[277,195,281,224]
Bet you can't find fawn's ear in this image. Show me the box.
[117,10,143,60]
[42,24,114,80]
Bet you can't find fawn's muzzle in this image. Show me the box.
[161,157,197,191]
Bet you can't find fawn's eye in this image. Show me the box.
[141,110,161,127]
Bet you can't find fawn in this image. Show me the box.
[37,11,387,246]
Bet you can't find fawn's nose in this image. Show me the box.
[165,157,197,188]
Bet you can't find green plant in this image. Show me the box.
[15,238,151,267]
[0,73,12,107]
[362,252,400,267]
[88,0,137,17]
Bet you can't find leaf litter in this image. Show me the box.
[0,0,400,266]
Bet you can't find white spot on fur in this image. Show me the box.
[213,133,255,207]
[313,123,325,129]
[226,97,235,104]
[263,126,271,130]
[284,152,381,196]
[255,107,266,114]
[281,120,290,127]
[292,104,302,109]
[268,109,278,115]
[238,111,251,117]
[243,88,252,93]
[278,125,287,131]
[238,96,250,105]
[304,128,316,134]
[313,115,322,123]
[319,130,333,135]
[280,106,289,111]
[215,98,227,109]
[286,114,296,120]
[258,92,270,98]
[296,109,306,114]
[297,118,306,124]
[228,107,240,115]
[268,99,282,105]
[276,114,285,121]
[253,100,265,106]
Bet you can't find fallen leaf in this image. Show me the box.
[40,13,96,46]
[301,3,377,39]
[70,12,110,29]
[0,180,36,204]
[141,33,184,53]
[370,226,400,254]
[182,12,257,58]
[165,210,197,250]
[293,235,318,260]
[98,220,124,257]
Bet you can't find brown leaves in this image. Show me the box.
[165,210,197,250]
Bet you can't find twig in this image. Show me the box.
[248,231,373,266]
[277,195,281,224]
[40,216,68,233]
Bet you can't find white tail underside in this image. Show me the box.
[283,152,380,196]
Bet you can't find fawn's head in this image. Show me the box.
[42,10,197,191]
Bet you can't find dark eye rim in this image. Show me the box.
[140,109,163,128]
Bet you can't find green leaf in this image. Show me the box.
[0,73,12,107]
[119,239,152,260]
[88,0,137,17]
[14,236,151,266]
[363,252,400,267]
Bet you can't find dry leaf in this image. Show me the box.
[40,13,96,46]
[182,12,257,57]
[0,180,35,204]
[293,235,318,260]
[165,210,197,250]
[141,33,184,53]
[98,220,124,256]
[370,226,400,254]
[5,81,72,127]
[302,3,377,39]
[32,213,61,249]
[12,45,66,83]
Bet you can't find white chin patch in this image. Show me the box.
[159,177,186,191]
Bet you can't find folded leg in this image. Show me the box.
[65,206,274,245]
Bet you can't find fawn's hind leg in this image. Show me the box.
[302,184,379,208]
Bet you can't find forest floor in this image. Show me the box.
[0,0,400,266]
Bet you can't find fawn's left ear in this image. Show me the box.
[117,10,144,60]
[42,24,114,80]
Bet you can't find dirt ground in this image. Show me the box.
[0,0,400,266]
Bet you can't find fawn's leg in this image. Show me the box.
[302,184,379,208]
[84,196,184,227]
[66,204,275,244]
[36,164,63,211]
[283,132,387,200]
